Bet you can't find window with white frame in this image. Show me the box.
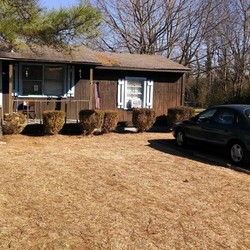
[44,66,64,95]
[19,63,75,97]
[117,77,153,109]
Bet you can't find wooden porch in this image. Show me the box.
[12,98,91,123]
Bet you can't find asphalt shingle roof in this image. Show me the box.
[0,45,100,65]
[96,52,189,72]
[0,45,189,72]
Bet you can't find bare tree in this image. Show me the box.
[89,0,250,106]
[90,0,190,56]
[211,0,250,101]
[176,0,225,66]
[229,0,250,100]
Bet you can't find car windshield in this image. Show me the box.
[244,108,250,120]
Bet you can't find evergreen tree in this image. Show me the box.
[0,0,102,50]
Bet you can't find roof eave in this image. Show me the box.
[95,65,190,73]
[0,57,101,65]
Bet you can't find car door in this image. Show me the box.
[200,108,236,145]
[185,107,219,141]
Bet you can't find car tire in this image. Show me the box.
[228,141,249,167]
[175,129,186,147]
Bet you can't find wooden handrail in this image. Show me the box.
[12,99,90,123]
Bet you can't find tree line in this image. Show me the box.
[89,0,250,107]
[1,0,250,108]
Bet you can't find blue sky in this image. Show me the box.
[41,0,79,9]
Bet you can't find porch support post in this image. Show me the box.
[89,66,94,109]
[181,74,185,106]
[8,64,13,114]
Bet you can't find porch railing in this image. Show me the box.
[12,99,91,123]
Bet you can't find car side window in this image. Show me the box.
[197,108,217,122]
[214,110,235,125]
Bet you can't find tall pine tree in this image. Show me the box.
[0,0,102,50]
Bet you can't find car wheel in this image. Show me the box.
[228,141,249,167]
[176,129,186,147]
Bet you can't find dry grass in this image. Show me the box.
[0,132,249,249]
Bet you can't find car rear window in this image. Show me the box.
[244,108,250,119]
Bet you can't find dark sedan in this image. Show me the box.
[172,104,250,167]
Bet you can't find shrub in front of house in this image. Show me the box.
[132,108,156,132]
[167,106,195,129]
[2,112,27,135]
[94,110,105,130]
[79,109,103,135]
[43,110,65,135]
[101,110,119,133]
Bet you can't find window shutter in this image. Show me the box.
[66,65,75,97]
[117,79,125,108]
[145,80,154,108]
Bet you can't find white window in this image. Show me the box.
[44,66,64,96]
[19,63,75,97]
[117,77,153,109]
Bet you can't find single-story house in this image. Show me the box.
[0,45,189,123]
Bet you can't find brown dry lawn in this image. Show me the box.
[0,132,249,249]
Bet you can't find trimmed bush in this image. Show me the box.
[43,110,65,135]
[79,109,119,134]
[94,110,105,129]
[101,110,119,133]
[132,108,156,132]
[2,112,27,135]
[79,109,103,135]
[167,106,195,129]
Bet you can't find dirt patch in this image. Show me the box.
[0,132,249,249]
